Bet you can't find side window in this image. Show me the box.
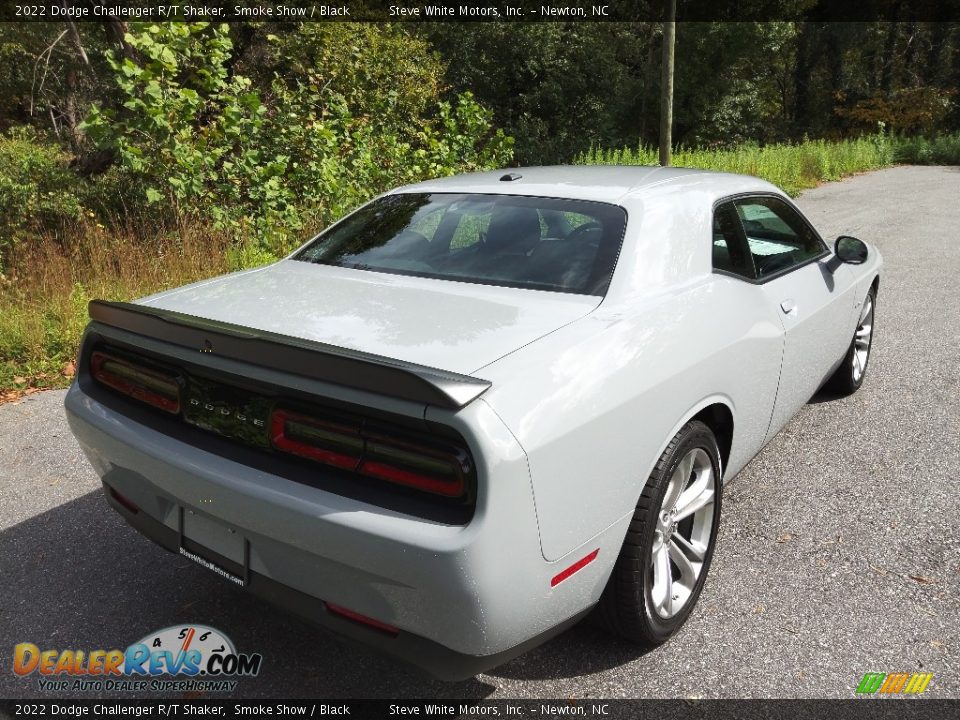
[734,197,825,278]
[712,202,754,278]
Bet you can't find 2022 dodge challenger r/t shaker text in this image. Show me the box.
[65,166,881,679]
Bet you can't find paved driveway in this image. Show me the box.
[1,165,957,699]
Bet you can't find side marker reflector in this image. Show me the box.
[551,548,599,587]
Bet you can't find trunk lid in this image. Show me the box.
[138,260,600,375]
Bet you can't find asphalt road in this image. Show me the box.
[1,166,958,701]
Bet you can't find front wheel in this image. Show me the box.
[598,420,722,648]
[826,286,876,395]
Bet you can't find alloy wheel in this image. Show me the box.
[852,295,874,383]
[650,447,716,618]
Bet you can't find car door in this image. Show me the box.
[728,195,858,440]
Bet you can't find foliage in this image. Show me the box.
[81,23,290,227]
[422,23,643,165]
[576,133,897,196]
[894,134,960,165]
[0,222,234,395]
[425,20,960,163]
[835,87,955,135]
[0,126,85,269]
[81,22,512,254]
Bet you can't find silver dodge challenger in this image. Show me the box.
[65,166,881,679]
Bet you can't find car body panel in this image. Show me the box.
[139,259,600,376]
[479,275,786,561]
[760,258,858,439]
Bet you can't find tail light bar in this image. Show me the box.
[87,345,474,502]
[270,408,471,498]
[90,350,181,414]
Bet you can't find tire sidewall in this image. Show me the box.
[640,423,723,642]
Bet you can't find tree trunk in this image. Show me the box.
[880,16,902,98]
[792,23,816,130]
[659,0,676,167]
[102,19,134,61]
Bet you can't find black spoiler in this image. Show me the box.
[87,300,492,410]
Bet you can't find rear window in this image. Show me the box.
[295,193,628,295]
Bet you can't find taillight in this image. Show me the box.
[270,408,470,498]
[270,410,362,470]
[90,351,181,414]
[360,433,469,497]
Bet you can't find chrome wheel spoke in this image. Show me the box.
[672,530,707,562]
[663,452,694,510]
[851,295,874,382]
[651,544,673,615]
[669,538,701,586]
[674,470,714,522]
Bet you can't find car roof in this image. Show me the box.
[391,165,782,204]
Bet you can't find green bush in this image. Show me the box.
[0,127,86,268]
[81,22,513,254]
[894,134,960,165]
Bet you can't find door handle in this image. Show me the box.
[780,299,797,314]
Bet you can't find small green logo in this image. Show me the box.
[856,672,932,695]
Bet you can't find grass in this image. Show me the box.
[576,133,960,197]
[2,132,959,398]
[576,134,897,196]
[0,222,235,399]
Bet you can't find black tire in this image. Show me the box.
[825,286,877,396]
[598,420,723,648]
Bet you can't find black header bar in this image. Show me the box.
[3,0,960,23]
[1,699,959,719]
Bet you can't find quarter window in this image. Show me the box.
[712,202,754,278]
[733,197,825,278]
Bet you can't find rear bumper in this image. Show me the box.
[101,481,590,681]
[65,382,614,678]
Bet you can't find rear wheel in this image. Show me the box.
[826,287,876,395]
[598,420,722,647]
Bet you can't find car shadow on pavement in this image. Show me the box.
[484,620,654,682]
[807,386,848,404]
[0,489,495,699]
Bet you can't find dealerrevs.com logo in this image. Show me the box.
[13,625,262,693]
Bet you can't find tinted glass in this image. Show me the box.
[734,197,824,278]
[295,193,628,295]
[712,202,754,278]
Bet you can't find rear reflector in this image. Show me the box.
[551,549,599,587]
[108,487,140,515]
[91,351,181,414]
[324,602,398,636]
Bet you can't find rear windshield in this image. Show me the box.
[294,193,628,295]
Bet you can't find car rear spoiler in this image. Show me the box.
[87,300,492,410]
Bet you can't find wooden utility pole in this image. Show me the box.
[659,0,676,167]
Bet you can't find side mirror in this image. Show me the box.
[835,236,868,265]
